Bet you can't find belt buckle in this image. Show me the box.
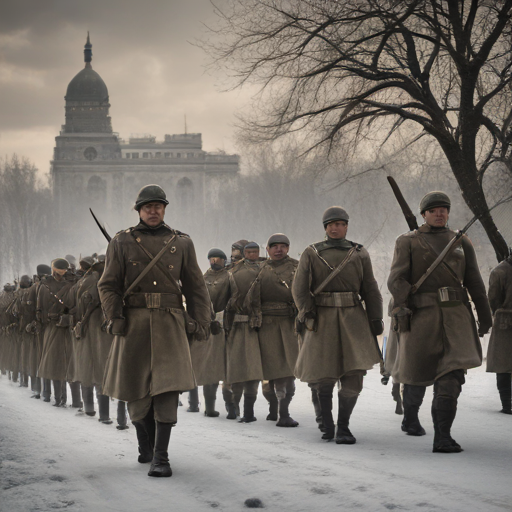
[145,293,161,309]
[437,287,460,307]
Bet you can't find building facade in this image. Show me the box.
[51,35,239,237]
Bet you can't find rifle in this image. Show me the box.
[387,176,418,231]
[90,208,111,243]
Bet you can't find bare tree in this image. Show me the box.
[206,0,512,261]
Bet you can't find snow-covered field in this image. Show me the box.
[1,366,511,512]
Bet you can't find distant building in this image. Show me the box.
[51,34,239,232]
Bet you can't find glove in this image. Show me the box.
[106,318,126,336]
[210,320,222,336]
[381,375,390,386]
[477,322,491,337]
[370,319,384,336]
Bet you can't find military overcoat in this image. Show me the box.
[189,266,229,385]
[98,222,211,403]
[293,239,382,383]
[245,256,299,380]
[383,298,399,376]
[388,224,492,386]
[486,256,512,373]
[224,258,264,384]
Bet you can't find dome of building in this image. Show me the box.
[65,67,109,103]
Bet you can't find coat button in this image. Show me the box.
[153,281,157,286]
[168,265,174,269]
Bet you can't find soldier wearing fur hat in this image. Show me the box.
[293,207,383,444]
[388,191,492,453]
[245,233,300,427]
[98,184,211,477]
[486,253,512,414]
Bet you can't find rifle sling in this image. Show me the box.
[123,234,177,300]
[312,246,357,296]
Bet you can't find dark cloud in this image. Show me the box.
[0,0,250,173]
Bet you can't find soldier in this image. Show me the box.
[293,207,383,444]
[388,192,492,453]
[37,258,77,407]
[190,248,230,417]
[486,252,512,414]
[245,233,300,427]
[98,184,211,477]
[0,283,17,381]
[227,240,249,269]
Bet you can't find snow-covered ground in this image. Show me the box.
[1,366,511,512]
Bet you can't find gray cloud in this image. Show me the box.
[0,0,251,173]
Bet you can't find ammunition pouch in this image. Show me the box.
[73,321,85,340]
[495,309,512,330]
[392,307,412,333]
[57,314,72,328]
[314,292,359,308]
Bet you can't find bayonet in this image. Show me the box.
[387,176,418,231]
[90,208,111,243]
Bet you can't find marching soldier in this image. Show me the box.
[486,252,512,414]
[293,207,383,444]
[98,184,211,477]
[190,248,230,417]
[388,192,492,453]
[224,242,265,423]
[0,283,17,381]
[245,234,300,427]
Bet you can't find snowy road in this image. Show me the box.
[1,367,511,512]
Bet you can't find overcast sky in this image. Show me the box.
[0,0,251,177]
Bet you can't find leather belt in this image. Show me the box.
[125,293,183,309]
[261,302,295,316]
[412,288,467,309]
[233,314,249,323]
[314,292,359,308]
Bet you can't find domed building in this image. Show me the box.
[51,34,239,243]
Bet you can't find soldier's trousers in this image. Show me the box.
[432,370,465,412]
[312,371,364,398]
[128,391,180,424]
[228,380,259,404]
[262,377,296,401]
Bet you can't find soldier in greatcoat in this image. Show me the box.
[486,253,512,414]
[190,248,230,417]
[293,207,383,444]
[245,234,300,427]
[0,283,17,381]
[388,192,492,453]
[223,242,266,423]
[37,258,77,407]
[98,184,211,478]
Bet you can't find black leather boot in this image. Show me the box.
[336,395,358,444]
[432,406,462,453]
[148,422,172,477]
[82,386,96,416]
[401,384,426,436]
[311,387,325,431]
[239,395,257,423]
[391,383,403,415]
[187,387,200,412]
[497,373,512,414]
[318,390,334,440]
[117,401,129,429]
[276,396,299,427]
[262,382,278,421]
[97,394,112,424]
[70,381,83,408]
[132,420,154,463]
[204,384,220,417]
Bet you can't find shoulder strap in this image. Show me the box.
[313,246,357,296]
[123,234,177,299]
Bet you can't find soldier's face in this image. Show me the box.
[244,248,260,261]
[422,207,449,228]
[267,244,289,261]
[231,248,242,261]
[209,257,225,268]
[325,220,348,239]
[140,202,166,227]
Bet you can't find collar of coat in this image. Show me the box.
[134,220,173,235]
[312,238,361,252]
[418,224,450,233]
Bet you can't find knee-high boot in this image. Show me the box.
[336,395,358,444]
[391,383,403,415]
[497,373,512,414]
[82,386,95,416]
[402,384,426,436]
[204,384,220,417]
[69,381,82,408]
[318,390,334,440]
[262,381,278,421]
[148,422,173,477]
[117,401,129,429]
[276,394,299,427]
[187,387,200,412]
[238,394,257,423]
[97,394,112,424]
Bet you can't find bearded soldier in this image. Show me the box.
[98,184,211,478]
[486,253,512,414]
[190,248,230,417]
[224,242,265,423]
[293,207,383,444]
[388,192,492,453]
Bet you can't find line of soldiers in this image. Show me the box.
[0,255,128,429]
[1,184,511,479]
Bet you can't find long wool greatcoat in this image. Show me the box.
[388,224,492,386]
[293,239,383,383]
[72,263,113,388]
[190,266,229,385]
[383,299,399,377]
[16,284,38,376]
[37,276,76,382]
[245,256,300,381]
[0,289,17,373]
[98,222,211,403]
[224,258,264,384]
[486,256,512,374]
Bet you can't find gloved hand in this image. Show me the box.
[381,375,390,386]
[478,322,491,337]
[370,318,384,336]
[107,318,126,336]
